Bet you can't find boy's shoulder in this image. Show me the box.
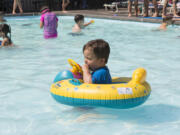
[72,24,81,33]
[93,67,109,74]
[92,66,111,84]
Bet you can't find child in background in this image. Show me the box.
[40,6,58,39]
[82,39,112,84]
[72,14,94,33]
[158,16,174,30]
[0,24,13,46]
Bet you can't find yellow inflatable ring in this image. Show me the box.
[50,67,151,109]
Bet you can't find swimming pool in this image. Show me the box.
[0,16,180,135]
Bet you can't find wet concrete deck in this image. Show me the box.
[5,9,180,25]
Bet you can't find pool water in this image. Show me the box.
[0,16,180,135]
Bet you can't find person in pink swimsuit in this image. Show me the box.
[40,6,58,39]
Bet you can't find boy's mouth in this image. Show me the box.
[89,67,93,71]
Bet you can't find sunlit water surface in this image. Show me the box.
[0,16,180,135]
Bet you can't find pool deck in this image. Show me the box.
[5,8,180,25]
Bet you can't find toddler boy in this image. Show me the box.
[82,39,112,84]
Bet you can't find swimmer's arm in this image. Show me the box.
[1,38,8,46]
[82,64,92,84]
[83,20,94,27]
[158,24,167,30]
[40,21,44,28]
[56,22,58,28]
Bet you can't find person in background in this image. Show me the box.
[158,16,174,30]
[0,24,13,46]
[143,0,159,17]
[72,14,94,33]
[12,0,23,14]
[62,0,70,13]
[40,6,58,39]
[128,0,139,17]
[151,0,159,17]
[162,0,180,17]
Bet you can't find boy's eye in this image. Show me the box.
[86,57,91,61]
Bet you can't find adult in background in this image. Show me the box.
[162,0,180,17]
[62,0,70,13]
[128,0,138,17]
[143,0,159,17]
[12,0,23,14]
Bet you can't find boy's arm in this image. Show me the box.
[83,20,94,27]
[1,38,9,46]
[82,64,92,83]
[56,17,58,28]
[56,22,58,28]
[40,21,44,28]
[40,15,44,28]
[158,23,167,30]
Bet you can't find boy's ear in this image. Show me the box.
[100,58,106,64]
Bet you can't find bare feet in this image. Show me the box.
[152,13,158,17]
[62,10,68,13]
[135,12,138,17]
[173,14,180,17]
[12,10,23,14]
[143,14,148,17]
[20,9,23,14]
[128,13,132,17]
[12,11,16,14]
[162,14,166,18]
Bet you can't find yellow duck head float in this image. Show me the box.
[128,68,147,85]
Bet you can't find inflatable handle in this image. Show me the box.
[68,59,83,75]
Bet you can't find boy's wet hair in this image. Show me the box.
[74,14,84,23]
[83,39,110,63]
[0,24,11,39]
[162,16,173,23]
[0,24,11,35]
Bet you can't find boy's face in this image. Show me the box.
[165,18,173,25]
[78,19,84,27]
[0,31,3,37]
[83,48,105,71]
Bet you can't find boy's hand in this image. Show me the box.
[82,64,92,83]
[82,64,90,74]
